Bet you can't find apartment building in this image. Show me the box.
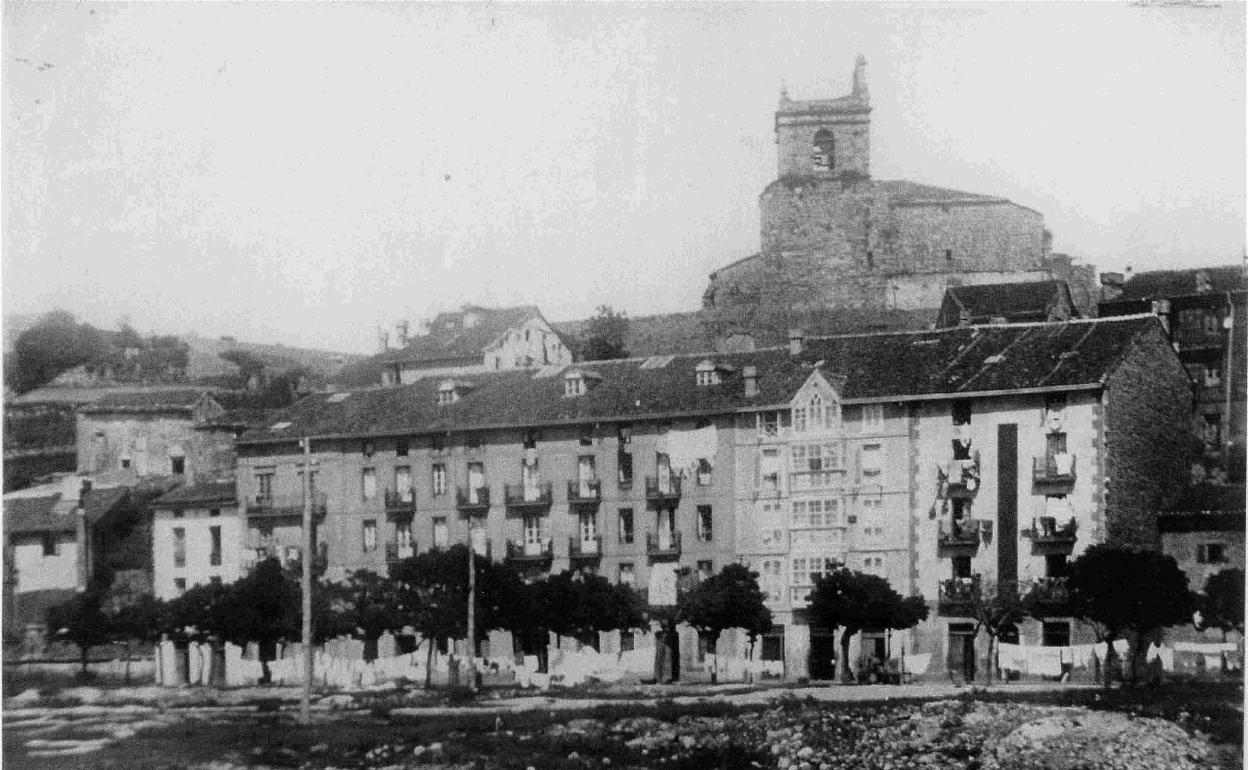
[233,314,1190,679]
[149,481,242,600]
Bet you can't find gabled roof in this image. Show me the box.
[238,316,1167,444]
[941,281,1074,325]
[553,311,714,358]
[872,180,1012,207]
[1112,266,1248,301]
[151,481,238,509]
[79,389,218,415]
[374,305,549,366]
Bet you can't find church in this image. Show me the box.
[702,56,1095,347]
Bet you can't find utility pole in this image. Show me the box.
[466,532,477,692]
[299,437,314,725]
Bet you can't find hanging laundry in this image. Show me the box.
[662,426,718,476]
[1068,644,1096,668]
[996,643,1025,672]
[1026,646,1064,677]
[903,653,931,674]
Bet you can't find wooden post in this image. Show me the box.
[299,437,313,724]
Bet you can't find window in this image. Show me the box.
[760,559,784,602]
[618,508,635,544]
[791,556,839,586]
[619,563,635,586]
[866,250,874,268]
[362,441,375,458]
[860,404,884,432]
[1205,365,1223,388]
[395,466,412,500]
[431,464,448,496]
[620,631,635,652]
[362,520,377,553]
[951,555,972,579]
[1203,311,1222,334]
[793,391,838,433]
[466,432,482,450]
[565,375,585,397]
[811,128,835,170]
[758,501,786,546]
[431,434,446,453]
[209,526,222,567]
[256,471,274,500]
[209,508,220,517]
[757,411,790,438]
[862,555,885,574]
[174,578,186,595]
[697,560,713,582]
[361,468,377,500]
[432,517,449,548]
[952,400,972,426]
[173,527,186,568]
[578,511,597,544]
[860,444,883,478]
[791,529,843,546]
[1179,309,1205,332]
[396,439,409,457]
[1198,543,1227,564]
[41,534,57,557]
[1202,414,1222,446]
[761,630,784,662]
[1045,554,1068,578]
[173,510,184,519]
[860,498,883,536]
[618,450,634,486]
[523,429,538,450]
[696,459,712,486]
[396,521,414,548]
[792,498,841,527]
[697,506,713,542]
[945,249,953,262]
[170,455,185,475]
[695,361,721,387]
[121,457,132,470]
[579,426,594,446]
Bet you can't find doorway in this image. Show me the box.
[808,630,838,680]
[948,623,977,682]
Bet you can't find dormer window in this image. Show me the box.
[563,367,602,398]
[793,390,839,433]
[437,380,468,405]
[695,360,720,387]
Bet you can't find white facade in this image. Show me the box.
[152,506,243,600]
[10,532,78,592]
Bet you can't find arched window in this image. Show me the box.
[812,129,835,170]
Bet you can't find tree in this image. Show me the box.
[1067,545,1194,684]
[678,564,773,683]
[581,305,629,361]
[971,579,1028,685]
[516,571,646,670]
[105,591,166,685]
[806,569,928,684]
[46,577,114,676]
[1199,568,1244,637]
[8,311,109,393]
[317,569,403,659]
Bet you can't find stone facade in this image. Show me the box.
[703,57,1097,346]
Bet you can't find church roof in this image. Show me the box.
[873,180,1012,206]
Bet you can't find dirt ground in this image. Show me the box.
[2,680,1240,770]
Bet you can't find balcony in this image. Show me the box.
[645,529,682,561]
[1021,576,1071,610]
[455,485,491,515]
[943,459,980,499]
[937,519,981,552]
[246,492,327,520]
[246,544,327,573]
[384,487,416,518]
[1032,454,1076,490]
[568,535,603,563]
[566,479,602,506]
[504,482,553,512]
[505,538,552,568]
[1028,516,1078,553]
[645,475,682,507]
[384,541,416,563]
[938,574,981,616]
[789,469,846,492]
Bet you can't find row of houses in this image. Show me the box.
[5,272,1243,677]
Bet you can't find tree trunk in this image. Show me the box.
[1102,633,1116,689]
[667,624,681,683]
[707,632,719,684]
[840,629,854,685]
[983,634,994,686]
[425,637,434,689]
[80,643,90,674]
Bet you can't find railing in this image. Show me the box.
[645,529,682,561]
[1032,454,1077,486]
[455,485,491,511]
[246,492,327,519]
[384,541,416,563]
[1021,576,1070,606]
[566,479,602,504]
[937,519,981,549]
[504,482,553,508]
[568,535,602,560]
[505,538,552,564]
[938,574,981,614]
[384,487,417,514]
[645,475,682,502]
[246,544,327,573]
[1030,516,1078,546]
[789,469,846,491]
[944,459,980,498]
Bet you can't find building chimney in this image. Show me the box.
[743,366,758,398]
[788,329,805,357]
[1099,272,1124,302]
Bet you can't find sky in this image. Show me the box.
[3,1,1245,354]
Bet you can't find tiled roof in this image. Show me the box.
[553,311,714,358]
[238,315,1165,444]
[3,487,129,534]
[1113,266,1248,301]
[8,385,205,408]
[943,281,1070,323]
[79,389,216,415]
[374,306,546,365]
[151,481,238,509]
[873,180,1011,206]
[1166,484,1246,515]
